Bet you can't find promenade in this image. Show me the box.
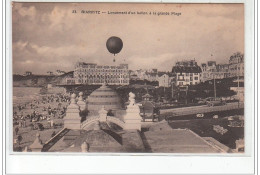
[160,102,244,116]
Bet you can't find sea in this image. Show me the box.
[13,87,42,106]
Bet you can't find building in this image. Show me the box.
[133,69,158,82]
[172,60,202,86]
[87,84,123,115]
[230,86,244,102]
[228,52,244,78]
[73,62,129,85]
[47,71,54,76]
[65,77,76,85]
[139,93,160,122]
[55,70,66,76]
[201,61,229,82]
[142,93,153,102]
[24,71,32,76]
[230,78,244,102]
[158,72,174,87]
[146,72,158,82]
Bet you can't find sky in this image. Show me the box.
[12,3,244,74]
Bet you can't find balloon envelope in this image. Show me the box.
[106,36,123,55]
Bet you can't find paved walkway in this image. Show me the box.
[160,102,243,116]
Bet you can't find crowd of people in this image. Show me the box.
[13,94,70,131]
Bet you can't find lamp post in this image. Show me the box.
[171,80,174,99]
[237,56,240,108]
[213,74,216,99]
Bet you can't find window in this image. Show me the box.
[179,82,183,86]
[178,75,184,80]
[194,77,198,80]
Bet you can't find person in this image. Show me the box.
[18,121,22,128]
[18,105,21,111]
[23,120,26,128]
[17,135,23,145]
[51,131,56,137]
[15,127,19,135]
[50,120,54,128]
[21,120,24,128]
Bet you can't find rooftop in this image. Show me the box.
[143,128,226,153]
[47,120,227,153]
[172,66,202,73]
[87,84,122,112]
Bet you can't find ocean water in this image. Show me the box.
[13,87,42,105]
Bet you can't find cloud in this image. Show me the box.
[18,6,36,19]
[196,4,244,20]
[127,52,199,71]
[12,3,244,74]
[13,3,36,20]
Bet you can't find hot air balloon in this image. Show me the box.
[106,36,123,62]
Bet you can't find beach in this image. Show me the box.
[12,87,70,151]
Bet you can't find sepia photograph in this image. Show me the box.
[12,2,245,153]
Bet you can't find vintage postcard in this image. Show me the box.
[11,2,245,154]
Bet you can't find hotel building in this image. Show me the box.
[73,62,129,85]
[228,52,244,78]
[172,60,202,86]
[201,61,229,82]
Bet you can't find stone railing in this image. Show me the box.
[80,116,100,129]
[106,116,125,128]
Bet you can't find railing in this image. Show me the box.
[106,116,125,128]
[80,115,125,129]
[160,102,244,116]
[42,128,70,152]
[80,116,100,129]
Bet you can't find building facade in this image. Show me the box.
[24,71,32,76]
[228,52,244,78]
[55,70,66,76]
[73,62,129,85]
[172,60,202,86]
[66,77,76,85]
[201,61,229,82]
[158,73,174,87]
[133,69,158,82]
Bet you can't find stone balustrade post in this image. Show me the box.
[77,92,87,111]
[63,93,81,130]
[81,141,89,152]
[23,146,28,152]
[93,120,101,130]
[30,132,43,152]
[99,106,107,122]
[124,92,142,131]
